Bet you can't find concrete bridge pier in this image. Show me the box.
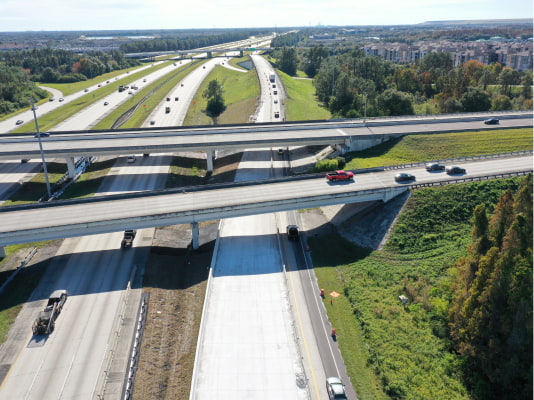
[206,150,214,172]
[66,157,76,179]
[207,51,213,58]
[191,222,199,250]
[239,50,244,57]
[0,246,5,258]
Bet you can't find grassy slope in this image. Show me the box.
[345,128,533,169]
[277,71,331,121]
[310,177,527,400]
[184,63,259,126]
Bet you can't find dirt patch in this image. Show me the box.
[132,224,216,400]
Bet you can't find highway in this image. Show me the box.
[0,113,530,160]
[0,39,266,400]
[0,41,531,400]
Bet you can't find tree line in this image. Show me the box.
[273,44,532,117]
[448,174,532,400]
[119,30,265,54]
[1,48,139,83]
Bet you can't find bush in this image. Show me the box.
[314,158,338,172]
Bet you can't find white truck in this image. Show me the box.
[269,74,275,83]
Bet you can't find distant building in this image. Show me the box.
[363,40,533,71]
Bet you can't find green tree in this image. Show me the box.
[377,89,414,116]
[491,94,512,111]
[202,79,226,125]
[279,47,297,76]
[461,87,491,112]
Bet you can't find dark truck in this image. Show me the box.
[32,290,68,335]
[121,230,137,249]
[326,170,354,182]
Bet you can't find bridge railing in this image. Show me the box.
[408,170,532,189]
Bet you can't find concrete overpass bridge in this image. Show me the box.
[0,155,530,255]
[125,47,259,60]
[1,112,531,179]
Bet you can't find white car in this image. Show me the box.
[127,155,136,163]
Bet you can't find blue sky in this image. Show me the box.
[0,0,532,32]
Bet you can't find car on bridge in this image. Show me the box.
[425,163,445,171]
[394,172,415,183]
[484,118,499,125]
[446,166,466,175]
[326,170,354,182]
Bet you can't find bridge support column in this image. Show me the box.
[66,157,76,179]
[206,150,214,172]
[207,51,212,58]
[0,246,5,258]
[240,50,244,57]
[191,222,199,250]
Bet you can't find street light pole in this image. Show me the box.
[364,94,368,124]
[30,98,52,199]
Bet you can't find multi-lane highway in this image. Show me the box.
[0,38,276,400]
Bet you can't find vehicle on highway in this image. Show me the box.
[127,155,136,163]
[274,111,280,118]
[167,97,171,101]
[97,84,102,87]
[394,172,415,182]
[104,102,109,106]
[286,225,299,241]
[128,91,133,94]
[277,148,284,155]
[175,97,179,101]
[274,99,278,104]
[32,289,68,335]
[121,230,136,248]
[49,97,55,102]
[326,170,354,182]
[143,78,147,82]
[84,88,89,92]
[484,118,499,125]
[446,165,466,175]
[425,163,445,171]
[15,120,24,125]
[165,106,171,113]
[59,97,64,102]
[326,377,347,400]
[34,132,50,138]
[150,120,156,125]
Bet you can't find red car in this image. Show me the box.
[326,170,354,182]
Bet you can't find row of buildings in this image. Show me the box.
[362,40,533,71]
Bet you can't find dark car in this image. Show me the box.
[34,132,50,138]
[446,166,466,175]
[104,102,109,106]
[15,120,24,125]
[395,172,415,182]
[286,225,299,241]
[326,377,347,400]
[484,118,499,125]
[425,163,445,171]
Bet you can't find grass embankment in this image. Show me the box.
[345,128,533,169]
[277,70,331,121]
[310,177,527,400]
[184,62,259,126]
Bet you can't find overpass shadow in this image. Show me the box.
[212,232,285,278]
